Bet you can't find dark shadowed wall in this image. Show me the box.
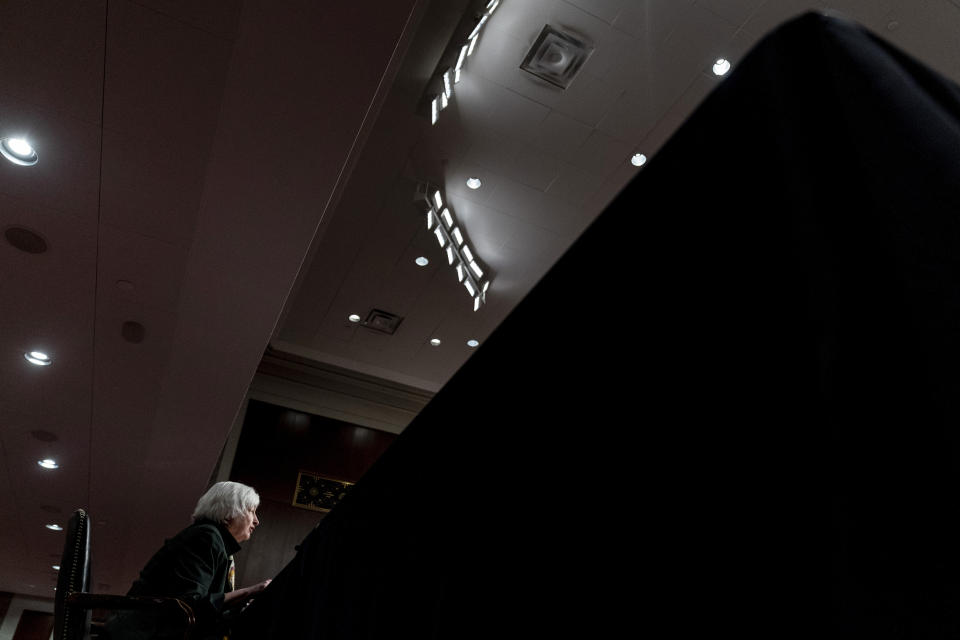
[229,400,396,586]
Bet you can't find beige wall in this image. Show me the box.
[0,594,53,640]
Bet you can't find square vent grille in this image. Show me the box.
[362,309,403,335]
[520,25,594,89]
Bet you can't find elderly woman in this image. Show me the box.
[106,481,271,639]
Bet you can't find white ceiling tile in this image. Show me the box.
[125,0,243,40]
[464,123,527,171]
[612,0,696,41]
[545,161,606,205]
[0,0,106,125]
[444,159,504,205]
[638,110,686,159]
[883,0,960,84]
[695,0,767,26]
[590,157,639,212]
[97,224,190,312]
[597,92,660,143]
[582,18,646,82]
[494,0,560,44]
[98,129,207,246]
[505,147,563,191]
[546,0,635,39]
[468,26,545,101]
[742,1,826,40]
[670,72,719,125]
[531,110,594,157]
[103,0,233,149]
[563,0,628,25]
[822,0,905,32]
[660,4,739,78]
[553,71,625,127]
[0,96,101,217]
[483,178,548,220]
[488,86,554,143]
[570,129,634,177]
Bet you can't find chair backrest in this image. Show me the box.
[54,509,93,640]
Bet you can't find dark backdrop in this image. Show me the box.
[238,13,960,638]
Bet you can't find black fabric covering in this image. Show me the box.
[237,13,960,638]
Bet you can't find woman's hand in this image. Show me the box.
[224,579,272,604]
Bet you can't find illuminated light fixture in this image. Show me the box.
[0,137,38,166]
[467,339,479,347]
[713,58,731,76]
[455,44,468,72]
[466,177,482,189]
[52,565,60,571]
[469,14,489,40]
[415,182,490,310]
[38,459,59,469]
[416,256,429,267]
[430,338,441,346]
[348,314,361,323]
[631,153,647,167]
[24,351,51,366]
[424,3,500,126]
[46,524,63,531]
[443,70,453,98]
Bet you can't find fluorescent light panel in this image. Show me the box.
[420,184,490,310]
[469,14,488,40]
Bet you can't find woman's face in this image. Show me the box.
[226,506,259,543]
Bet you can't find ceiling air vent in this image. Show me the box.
[362,309,404,335]
[520,25,594,89]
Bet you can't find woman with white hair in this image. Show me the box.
[105,481,271,639]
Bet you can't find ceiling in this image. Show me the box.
[2,0,959,600]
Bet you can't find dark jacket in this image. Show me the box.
[105,519,240,639]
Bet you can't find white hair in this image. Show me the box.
[192,481,259,523]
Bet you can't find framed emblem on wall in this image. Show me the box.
[292,470,354,512]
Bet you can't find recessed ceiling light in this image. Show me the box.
[467,339,479,348]
[415,256,429,266]
[712,58,731,76]
[45,524,62,531]
[24,351,52,366]
[466,177,482,189]
[631,153,647,167]
[0,137,38,166]
[38,459,58,469]
[348,314,361,323]
[430,338,441,346]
